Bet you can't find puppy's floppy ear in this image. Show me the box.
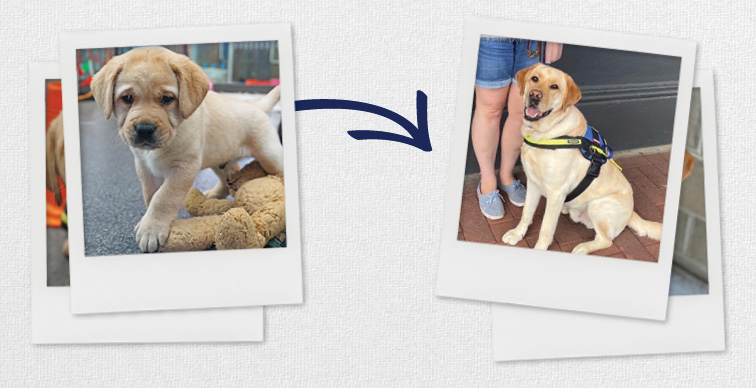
[562,73,582,110]
[45,114,64,205]
[514,63,539,98]
[91,55,124,120]
[169,54,210,119]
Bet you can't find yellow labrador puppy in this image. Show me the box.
[501,63,662,254]
[46,113,69,256]
[91,47,283,253]
[46,113,66,206]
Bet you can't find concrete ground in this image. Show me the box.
[46,227,69,286]
[77,95,281,256]
[669,265,708,296]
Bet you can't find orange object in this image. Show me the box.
[245,79,278,86]
[46,202,62,227]
[45,81,66,227]
[46,81,63,130]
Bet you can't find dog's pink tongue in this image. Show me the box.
[526,106,542,118]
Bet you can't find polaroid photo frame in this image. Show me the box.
[491,71,724,361]
[436,17,696,320]
[30,62,263,343]
[60,24,302,314]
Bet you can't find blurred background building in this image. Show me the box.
[75,41,280,98]
[670,88,708,295]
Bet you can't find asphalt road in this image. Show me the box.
[46,227,69,286]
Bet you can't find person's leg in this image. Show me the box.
[499,83,525,186]
[497,39,540,207]
[472,37,515,219]
[471,85,509,194]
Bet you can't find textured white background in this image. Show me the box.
[2,1,754,386]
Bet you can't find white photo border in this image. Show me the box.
[436,17,696,320]
[30,62,263,343]
[60,24,303,314]
[491,71,725,361]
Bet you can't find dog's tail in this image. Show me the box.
[252,85,281,113]
[627,211,662,241]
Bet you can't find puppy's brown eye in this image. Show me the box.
[121,94,133,104]
[550,84,559,90]
[531,76,539,82]
[161,95,174,105]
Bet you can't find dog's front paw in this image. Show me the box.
[134,217,170,253]
[502,228,525,245]
[571,243,591,255]
[203,181,230,199]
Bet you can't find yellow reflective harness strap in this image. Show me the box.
[523,136,622,171]
[588,145,623,171]
[523,136,582,147]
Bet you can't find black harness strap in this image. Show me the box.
[564,155,604,202]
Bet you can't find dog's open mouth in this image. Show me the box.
[524,106,552,122]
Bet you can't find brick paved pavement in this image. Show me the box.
[458,150,671,262]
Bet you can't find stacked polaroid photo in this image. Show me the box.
[31,25,302,343]
[436,18,724,360]
[30,19,724,359]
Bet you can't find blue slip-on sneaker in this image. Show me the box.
[477,184,505,220]
[499,179,526,207]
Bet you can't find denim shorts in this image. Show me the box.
[475,37,541,89]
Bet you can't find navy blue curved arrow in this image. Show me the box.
[294,91,431,152]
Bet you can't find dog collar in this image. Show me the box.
[524,125,622,202]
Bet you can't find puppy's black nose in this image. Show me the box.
[135,123,156,139]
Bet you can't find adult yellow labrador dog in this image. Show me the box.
[91,47,283,253]
[501,63,662,255]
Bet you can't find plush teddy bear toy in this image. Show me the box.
[159,161,286,252]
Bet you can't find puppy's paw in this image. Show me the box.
[134,217,170,253]
[203,182,230,199]
[502,229,525,245]
[571,243,591,255]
